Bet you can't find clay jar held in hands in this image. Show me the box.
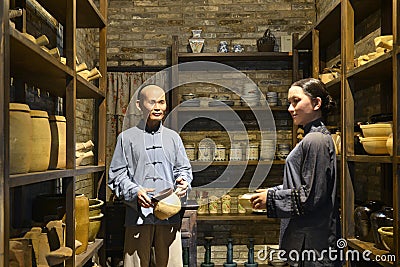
[152,188,182,220]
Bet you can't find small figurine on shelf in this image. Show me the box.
[76,140,95,166]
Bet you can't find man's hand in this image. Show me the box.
[250,188,269,210]
[175,177,189,198]
[137,188,155,208]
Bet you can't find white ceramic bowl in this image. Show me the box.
[359,137,389,155]
[360,123,392,137]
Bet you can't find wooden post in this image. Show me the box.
[392,0,399,264]
[64,0,76,266]
[312,29,320,79]
[0,1,11,265]
[341,3,355,266]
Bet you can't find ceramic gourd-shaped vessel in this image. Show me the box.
[29,110,51,172]
[75,195,89,254]
[9,103,33,174]
[49,115,66,169]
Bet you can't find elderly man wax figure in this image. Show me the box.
[108,84,193,267]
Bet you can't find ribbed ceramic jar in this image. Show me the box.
[9,103,33,174]
[49,115,66,169]
[29,110,51,172]
[75,195,89,254]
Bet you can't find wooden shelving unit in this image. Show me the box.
[0,0,107,266]
[294,0,399,266]
[171,34,295,231]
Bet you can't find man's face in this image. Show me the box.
[137,85,167,123]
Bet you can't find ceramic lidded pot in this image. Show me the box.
[370,206,393,249]
[257,29,276,52]
[49,115,66,169]
[188,29,205,53]
[354,200,383,242]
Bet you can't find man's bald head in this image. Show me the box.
[137,84,165,103]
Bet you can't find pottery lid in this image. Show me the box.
[30,110,49,118]
[9,103,30,112]
[49,115,66,122]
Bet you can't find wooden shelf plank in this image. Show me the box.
[347,52,393,87]
[76,75,105,99]
[9,169,74,187]
[347,238,394,267]
[190,160,285,166]
[177,52,292,62]
[176,106,288,112]
[75,165,106,176]
[346,155,392,163]
[10,28,74,97]
[35,0,106,28]
[75,239,104,267]
[197,213,279,221]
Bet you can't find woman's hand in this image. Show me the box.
[175,177,189,198]
[137,188,155,208]
[250,189,269,210]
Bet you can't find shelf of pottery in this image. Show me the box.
[9,104,97,174]
[293,0,400,265]
[3,0,108,266]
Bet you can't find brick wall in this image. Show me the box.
[107,0,316,67]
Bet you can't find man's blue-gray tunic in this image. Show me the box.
[108,121,193,226]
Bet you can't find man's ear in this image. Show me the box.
[136,100,141,111]
[313,97,322,111]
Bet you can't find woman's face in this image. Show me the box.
[287,86,321,126]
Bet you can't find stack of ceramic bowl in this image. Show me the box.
[241,84,260,107]
[266,91,278,106]
[359,123,392,155]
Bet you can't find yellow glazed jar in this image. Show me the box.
[75,195,89,255]
[49,115,66,169]
[29,110,51,172]
[9,103,32,174]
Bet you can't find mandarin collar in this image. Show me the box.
[137,119,163,134]
[303,118,324,135]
